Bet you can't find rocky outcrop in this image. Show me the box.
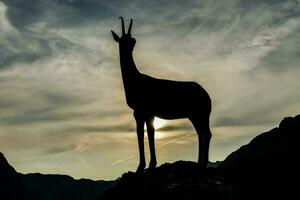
[221,115,300,169]
[102,161,242,200]
[220,115,300,199]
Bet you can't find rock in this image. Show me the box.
[220,115,300,199]
[221,114,300,169]
[102,161,243,200]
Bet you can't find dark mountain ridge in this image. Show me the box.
[22,173,116,200]
[0,153,115,200]
[0,152,27,200]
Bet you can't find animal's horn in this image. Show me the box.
[127,19,133,35]
[119,16,125,35]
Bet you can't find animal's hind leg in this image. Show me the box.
[202,119,212,166]
[146,116,157,169]
[191,118,204,165]
[190,116,212,167]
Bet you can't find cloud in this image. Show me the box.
[259,25,300,71]
[0,2,52,68]
[3,0,111,28]
[44,144,77,155]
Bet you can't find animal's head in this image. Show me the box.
[111,17,136,52]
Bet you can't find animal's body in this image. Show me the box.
[126,74,211,119]
[112,17,212,172]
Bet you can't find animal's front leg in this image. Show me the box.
[146,117,157,169]
[135,117,146,173]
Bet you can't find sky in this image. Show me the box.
[0,0,299,180]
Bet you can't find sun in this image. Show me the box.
[144,117,167,130]
[153,117,167,129]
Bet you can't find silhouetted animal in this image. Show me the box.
[111,17,212,172]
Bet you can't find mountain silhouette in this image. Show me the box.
[22,173,116,200]
[0,153,115,200]
[1,114,299,200]
[0,152,27,200]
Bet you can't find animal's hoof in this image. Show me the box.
[136,164,146,173]
[149,161,157,169]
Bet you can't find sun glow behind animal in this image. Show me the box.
[144,117,167,130]
[154,117,167,129]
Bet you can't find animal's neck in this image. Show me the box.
[119,48,140,85]
[119,48,140,106]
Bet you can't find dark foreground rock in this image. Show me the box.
[220,114,300,199]
[102,161,242,200]
[221,115,300,169]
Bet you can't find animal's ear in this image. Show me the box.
[111,30,120,42]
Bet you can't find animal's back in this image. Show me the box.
[132,74,211,118]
